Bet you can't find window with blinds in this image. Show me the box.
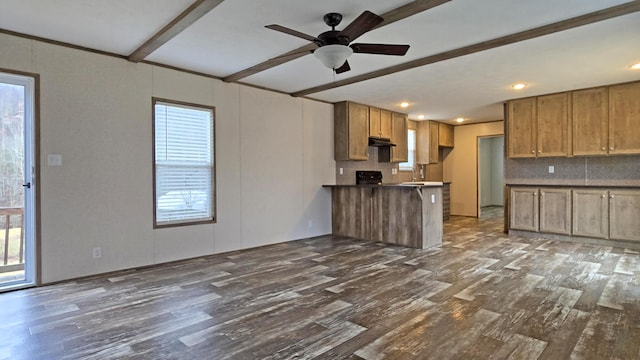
[153,99,215,227]
[399,129,416,171]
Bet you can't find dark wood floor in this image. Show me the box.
[1,211,639,359]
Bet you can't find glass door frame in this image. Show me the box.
[0,69,40,291]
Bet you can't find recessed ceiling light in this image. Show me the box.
[456,117,464,123]
[400,102,409,108]
[632,63,640,70]
[512,83,527,90]
[418,115,425,120]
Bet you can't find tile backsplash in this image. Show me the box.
[335,146,401,184]
[505,155,640,186]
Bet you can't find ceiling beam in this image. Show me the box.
[222,0,451,83]
[291,1,640,97]
[128,0,224,62]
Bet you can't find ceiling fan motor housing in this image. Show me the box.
[323,13,343,29]
[317,30,350,46]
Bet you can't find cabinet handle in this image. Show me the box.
[610,195,615,199]
[601,147,606,151]
[610,146,614,151]
[533,192,537,196]
[531,150,535,154]
[602,194,606,198]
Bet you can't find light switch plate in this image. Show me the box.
[48,154,62,166]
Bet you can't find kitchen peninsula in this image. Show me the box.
[323,180,443,250]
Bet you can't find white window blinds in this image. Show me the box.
[154,101,214,226]
[399,129,416,171]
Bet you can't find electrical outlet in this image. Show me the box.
[339,168,343,175]
[548,165,555,174]
[93,247,102,259]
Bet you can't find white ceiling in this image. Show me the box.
[1,0,639,124]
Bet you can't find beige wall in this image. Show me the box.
[445,121,504,217]
[0,33,335,283]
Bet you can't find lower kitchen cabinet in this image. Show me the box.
[510,186,640,243]
[573,189,640,241]
[540,188,572,235]
[510,187,538,231]
[609,190,640,241]
[572,189,609,239]
[510,187,571,234]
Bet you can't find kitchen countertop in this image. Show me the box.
[323,182,443,188]
[506,183,640,189]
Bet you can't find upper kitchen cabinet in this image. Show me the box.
[335,101,369,161]
[609,82,640,155]
[537,93,570,157]
[507,94,569,158]
[438,123,454,147]
[389,112,408,162]
[572,87,608,156]
[507,97,537,158]
[416,121,449,164]
[429,121,439,163]
[369,107,392,139]
[509,80,640,158]
[416,121,431,164]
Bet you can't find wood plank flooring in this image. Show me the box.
[1,210,639,359]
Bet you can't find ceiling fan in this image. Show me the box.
[265,11,410,74]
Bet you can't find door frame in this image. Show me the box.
[476,135,504,218]
[0,68,41,290]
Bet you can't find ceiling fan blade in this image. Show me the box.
[338,11,383,42]
[350,43,410,56]
[335,60,351,74]
[265,24,318,42]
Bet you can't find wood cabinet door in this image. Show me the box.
[609,190,640,241]
[390,113,408,162]
[380,109,392,139]
[415,121,430,164]
[429,121,439,163]
[508,98,537,158]
[572,189,609,238]
[572,87,608,156]
[609,82,640,155]
[537,93,569,157]
[539,188,571,235]
[348,102,370,160]
[438,123,454,147]
[510,188,539,231]
[369,107,381,138]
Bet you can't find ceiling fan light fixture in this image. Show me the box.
[314,44,353,70]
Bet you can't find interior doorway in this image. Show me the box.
[477,135,504,219]
[0,71,37,291]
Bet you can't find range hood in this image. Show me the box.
[368,137,396,147]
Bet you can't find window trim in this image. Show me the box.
[152,97,216,229]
